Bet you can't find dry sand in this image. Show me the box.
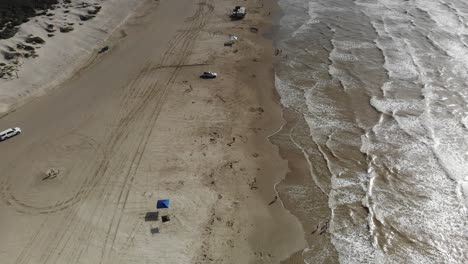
[0,0,142,114]
[0,0,306,263]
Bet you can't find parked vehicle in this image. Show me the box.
[0,127,21,141]
[230,6,246,19]
[200,72,217,79]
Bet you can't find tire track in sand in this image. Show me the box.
[12,1,214,263]
[100,1,214,263]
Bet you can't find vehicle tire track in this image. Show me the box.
[64,0,214,262]
[100,1,214,262]
[11,0,214,263]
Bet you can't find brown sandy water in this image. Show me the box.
[272,0,468,263]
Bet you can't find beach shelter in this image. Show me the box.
[157,199,170,209]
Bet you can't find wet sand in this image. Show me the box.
[0,0,305,263]
[271,108,338,263]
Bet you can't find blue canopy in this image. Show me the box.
[157,199,170,209]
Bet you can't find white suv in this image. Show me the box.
[0,127,22,141]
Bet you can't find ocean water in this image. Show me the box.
[274,0,468,263]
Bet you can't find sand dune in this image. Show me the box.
[0,0,141,114]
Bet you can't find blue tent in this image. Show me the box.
[157,199,170,209]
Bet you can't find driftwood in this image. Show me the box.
[42,168,59,180]
[184,84,193,93]
[215,94,226,103]
[268,196,278,205]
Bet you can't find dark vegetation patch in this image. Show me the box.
[0,0,58,39]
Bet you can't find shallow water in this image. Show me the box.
[274,0,468,263]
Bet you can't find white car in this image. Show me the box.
[0,127,22,141]
[200,72,217,79]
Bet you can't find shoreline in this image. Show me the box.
[188,0,309,261]
[269,107,339,263]
[269,0,340,263]
[0,0,307,262]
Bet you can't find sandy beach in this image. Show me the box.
[0,0,306,263]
